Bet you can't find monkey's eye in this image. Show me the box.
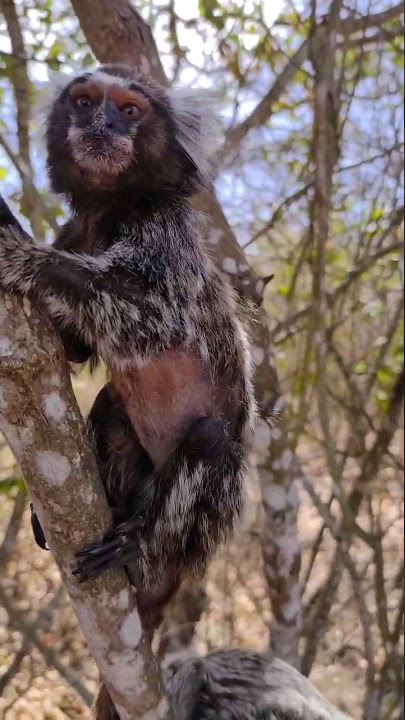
[76,95,91,108]
[121,104,142,119]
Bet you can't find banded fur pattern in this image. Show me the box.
[164,649,352,720]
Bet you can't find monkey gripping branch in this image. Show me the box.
[0,195,168,720]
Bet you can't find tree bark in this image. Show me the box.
[0,286,167,720]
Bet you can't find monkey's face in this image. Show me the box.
[65,72,152,178]
[46,65,218,201]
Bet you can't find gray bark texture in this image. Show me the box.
[0,290,167,720]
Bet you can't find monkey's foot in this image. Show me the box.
[72,518,144,583]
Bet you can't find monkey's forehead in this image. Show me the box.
[63,65,167,104]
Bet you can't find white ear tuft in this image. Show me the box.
[168,87,223,183]
[32,67,89,137]
[33,70,70,121]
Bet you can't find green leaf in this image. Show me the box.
[83,52,95,68]
[371,208,384,221]
[0,477,26,495]
[377,367,395,384]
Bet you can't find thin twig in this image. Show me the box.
[0,586,93,706]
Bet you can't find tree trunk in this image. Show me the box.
[0,287,167,720]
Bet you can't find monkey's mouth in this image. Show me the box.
[68,127,133,176]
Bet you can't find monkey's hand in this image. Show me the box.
[0,213,180,362]
[72,517,146,583]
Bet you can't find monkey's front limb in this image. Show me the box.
[0,216,180,361]
[0,196,97,365]
[73,416,244,584]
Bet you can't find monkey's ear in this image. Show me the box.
[32,67,87,137]
[168,87,223,185]
[34,70,70,117]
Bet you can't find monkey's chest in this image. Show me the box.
[109,351,214,466]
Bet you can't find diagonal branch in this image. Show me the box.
[0,585,92,704]
[223,37,312,153]
[70,0,167,85]
[1,0,47,238]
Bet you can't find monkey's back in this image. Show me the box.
[166,650,352,720]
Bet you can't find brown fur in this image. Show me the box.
[110,351,218,466]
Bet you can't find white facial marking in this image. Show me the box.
[90,71,128,87]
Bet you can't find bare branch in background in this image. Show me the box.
[222,3,404,161]
[1,0,47,237]
[243,183,313,250]
[0,586,82,698]
[302,364,404,681]
[0,130,59,233]
[0,485,27,570]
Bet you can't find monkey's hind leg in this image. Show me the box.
[73,416,244,583]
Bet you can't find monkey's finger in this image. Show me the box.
[75,517,145,560]
[75,535,125,559]
[73,536,142,582]
[73,547,124,583]
[73,544,141,583]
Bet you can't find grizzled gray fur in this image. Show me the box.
[164,649,352,720]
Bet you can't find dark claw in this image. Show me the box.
[72,518,144,583]
[73,548,124,583]
[75,534,125,559]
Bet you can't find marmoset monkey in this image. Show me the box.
[164,649,352,720]
[0,65,255,651]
